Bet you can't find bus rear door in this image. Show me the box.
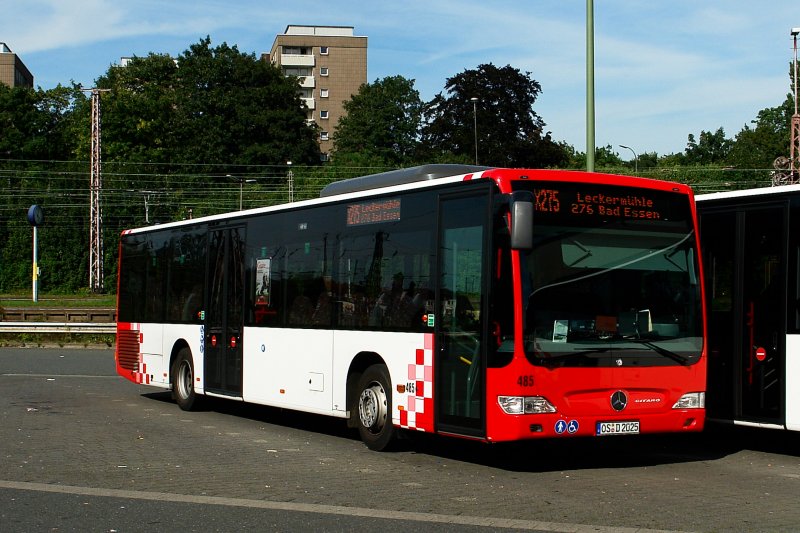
[204,226,245,397]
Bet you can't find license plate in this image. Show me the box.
[596,421,640,436]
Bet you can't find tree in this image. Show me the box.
[333,76,423,166]
[637,151,659,170]
[82,37,326,251]
[0,84,81,162]
[420,63,568,168]
[88,53,179,165]
[93,37,321,170]
[562,144,623,170]
[727,95,794,169]
[0,84,87,293]
[683,127,731,165]
[171,38,321,167]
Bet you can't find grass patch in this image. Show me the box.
[0,293,115,309]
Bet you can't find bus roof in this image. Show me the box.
[319,164,491,197]
[697,183,800,202]
[121,166,694,235]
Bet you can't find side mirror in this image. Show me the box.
[509,191,534,250]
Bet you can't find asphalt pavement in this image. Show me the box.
[2,347,800,532]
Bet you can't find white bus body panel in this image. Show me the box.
[135,323,206,391]
[786,334,800,431]
[241,328,430,425]
[331,330,431,427]
[242,327,334,413]
[137,323,167,388]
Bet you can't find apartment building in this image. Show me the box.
[268,25,367,160]
[0,43,34,88]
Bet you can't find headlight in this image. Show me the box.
[672,392,705,409]
[498,396,557,414]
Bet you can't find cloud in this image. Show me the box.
[4,0,128,52]
[3,0,264,53]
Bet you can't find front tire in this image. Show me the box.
[355,364,396,451]
[172,348,199,411]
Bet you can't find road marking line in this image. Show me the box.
[0,479,691,533]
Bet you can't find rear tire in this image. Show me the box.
[172,348,199,411]
[355,364,396,451]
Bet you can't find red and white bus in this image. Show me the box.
[697,184,800,431]
[115,164,706,450]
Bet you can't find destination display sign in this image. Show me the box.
[532,187,664,221]
[346,198,401,226]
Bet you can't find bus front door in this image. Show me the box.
[703,206,785,425]
[739,207,784,422]
[435,193,489,437]
[204,226,245,397]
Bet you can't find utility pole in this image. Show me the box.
[83,88,110,292]
[776,28,800,186]
[586,0,596,172]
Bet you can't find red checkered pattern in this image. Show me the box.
[133,362,150,384]
[399,333,434,432]
[130,323,149,384]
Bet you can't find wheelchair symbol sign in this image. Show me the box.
[555,419,579,435]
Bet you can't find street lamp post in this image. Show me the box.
[619,144,638,175]
[126,189,157,224]
[287,161,294,202]
[142,191,154,223]
[239,179,256,210]
[470,97,479,165]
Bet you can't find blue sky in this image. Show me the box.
[3,0,798,158]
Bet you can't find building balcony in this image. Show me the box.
[280,53,315,67]
[298,75,315,88]
[301,97,316,110]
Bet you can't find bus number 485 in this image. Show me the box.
[517,375,534,387]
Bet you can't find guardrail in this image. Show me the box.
[1,308,116,323]
[0,322,116,334]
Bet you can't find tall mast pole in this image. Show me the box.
[586,0,596,172]
[83,88,110,292]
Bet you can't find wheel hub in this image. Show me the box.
[177,361,192,399]
[358,383,386,432]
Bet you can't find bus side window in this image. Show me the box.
[311,277,333,326]
[181,285,202,321]
[288,279,315,325]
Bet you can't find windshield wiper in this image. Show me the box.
[665,243,690,273]
[533,346,635,363]
[566,239,592,267]
[532,341,692,367]
[626,339,692,366]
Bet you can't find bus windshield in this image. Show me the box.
[515,181,703,367]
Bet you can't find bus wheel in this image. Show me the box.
[172,348,198,411]
[355,365,396,451]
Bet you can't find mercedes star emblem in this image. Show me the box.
[611,390,628,411]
